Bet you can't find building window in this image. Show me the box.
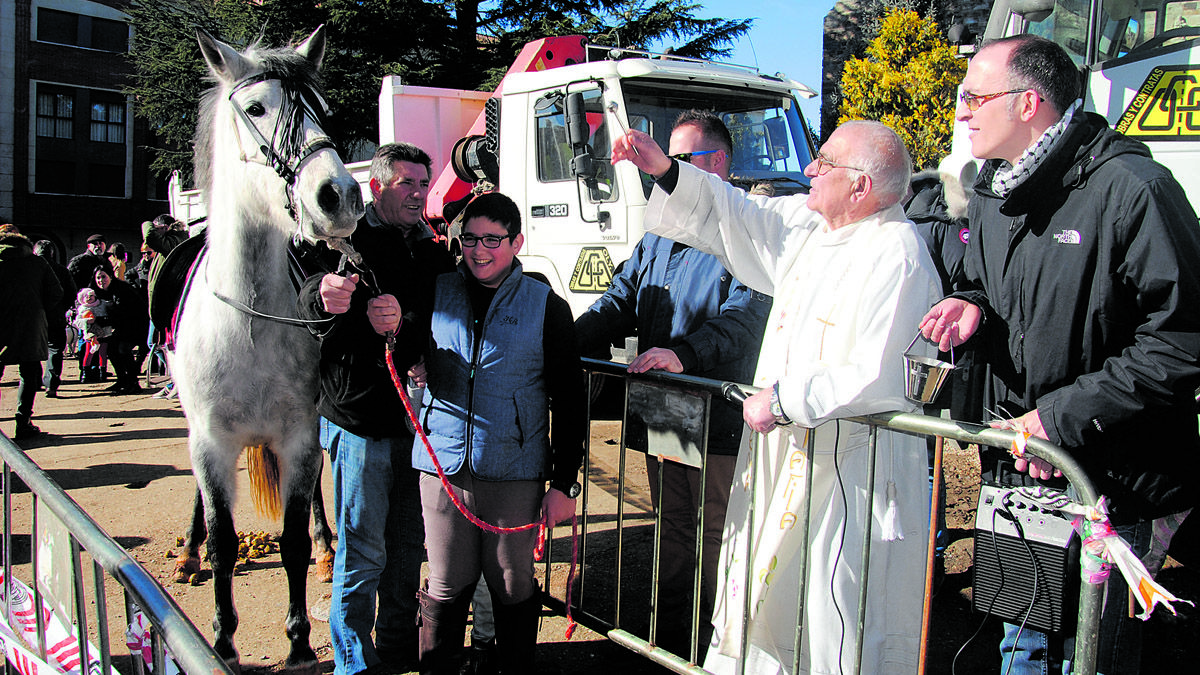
[37,92,74,139]
[34,85,128,197]
[37,8,128,52]
[90,102,125,143]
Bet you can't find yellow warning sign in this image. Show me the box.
[1115,66,1200,139]
[569,247,614,293]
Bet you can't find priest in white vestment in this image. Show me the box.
[613,120,942,674]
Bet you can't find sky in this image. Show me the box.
[688,0,830,122]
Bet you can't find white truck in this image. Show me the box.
[945,0,1200,210]
[172,36,819,316]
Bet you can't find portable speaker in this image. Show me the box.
[972,483,1081,634]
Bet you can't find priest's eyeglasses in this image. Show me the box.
[460,233,515,249]
[813,152,866,176]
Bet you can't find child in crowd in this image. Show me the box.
[72,287,111,382]
[412,192,585,674]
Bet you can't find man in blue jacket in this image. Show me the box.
[575,110,771,656]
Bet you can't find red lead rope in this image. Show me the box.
[383,341,579,639]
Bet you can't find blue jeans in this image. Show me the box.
[1000,520,1151,675]
[322,418,424,675]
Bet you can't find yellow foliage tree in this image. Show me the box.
[838,8,966,169]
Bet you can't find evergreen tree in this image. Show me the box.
[127,1,751,184]
[837,7,965,169]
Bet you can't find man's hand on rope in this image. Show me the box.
[367,294,401,335]
[319,272,358,314]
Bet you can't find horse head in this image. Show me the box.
[195,26,364,243]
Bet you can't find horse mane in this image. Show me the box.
[193,38,325,199]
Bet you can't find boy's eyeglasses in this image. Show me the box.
[460,233,515,249]
[668,149,719,163]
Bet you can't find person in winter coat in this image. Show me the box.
[33,240,76,397]
[920,35,1200,675]
[68,233,107,290]
[90,261,146,394]
[0,224,63,439]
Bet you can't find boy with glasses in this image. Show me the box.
[414,192,585,675]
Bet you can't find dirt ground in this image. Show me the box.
[3,361,1198,674]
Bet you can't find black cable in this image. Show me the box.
[952,489,1011,675]
[828,421,849,675]
[1000,493,1041,675]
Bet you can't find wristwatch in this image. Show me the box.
[554,481,582,499]
[769,381,793,426]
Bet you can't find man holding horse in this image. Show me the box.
[298,142,455,675]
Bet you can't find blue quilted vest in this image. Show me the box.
[413,261,550,481]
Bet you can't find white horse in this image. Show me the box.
[170,26,363,672]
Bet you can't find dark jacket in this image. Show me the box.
[297,207,455,439]
[905,172,968,296]
[574,233,771,455]
[39,256,76,349]
[1,232,63,364]
[956,110,1200,521]
[90,275,147,345]
[68,251,106,290]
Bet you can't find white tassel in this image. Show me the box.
[881,480,904,542]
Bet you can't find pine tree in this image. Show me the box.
[837,7,965,169]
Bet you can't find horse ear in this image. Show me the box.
[295,25,327,71]
[196,29,250,83]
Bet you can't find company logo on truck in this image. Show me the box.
[1115,66,1200,139]
[569,247,615,293]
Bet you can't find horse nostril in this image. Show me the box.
[317,181,341,215]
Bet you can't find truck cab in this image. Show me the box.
[435,40,817,316]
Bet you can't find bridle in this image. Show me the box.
[227,71,337,225]
[208,70,348,329]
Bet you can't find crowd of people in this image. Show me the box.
[2,216,189,439]
[4,32,1197,675]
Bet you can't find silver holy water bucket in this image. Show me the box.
[903,332,956,404]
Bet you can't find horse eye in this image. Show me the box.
[245,102,266,117]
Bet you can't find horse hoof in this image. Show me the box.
[223,657,242,675]
[284,655,319,675]
[314,552,334,583]
[172,556,202,584]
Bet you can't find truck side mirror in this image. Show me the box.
[565,92,597,181]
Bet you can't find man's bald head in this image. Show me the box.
[840,120,911,209]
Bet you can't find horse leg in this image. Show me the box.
[281,480,319,672]
[200,478,241,671]
[310,462,335,583]
[174,486,207,583]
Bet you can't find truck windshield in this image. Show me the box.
[619,79,814,196]
[1023,0,1200,64]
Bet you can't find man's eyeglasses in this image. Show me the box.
[958,88,1036,111]
[460,233,515,249]
[668,149,719,163]
[813,152,866,176]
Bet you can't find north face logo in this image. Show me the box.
[1053,229,1081,245]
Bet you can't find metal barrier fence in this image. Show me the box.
[541,358,1104,675]
[1,432,233,675]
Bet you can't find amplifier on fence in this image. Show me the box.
[972,483,1080,634]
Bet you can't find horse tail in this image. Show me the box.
[245,443,283,520]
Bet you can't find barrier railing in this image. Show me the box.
[541,358,1103,675]
[1,432,233,675]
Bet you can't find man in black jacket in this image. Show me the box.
[921,35,1200,674]
[297,143,455,675]
[33,240,76,398]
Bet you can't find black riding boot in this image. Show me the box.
[491,588,542,675]
[418,588,472,675]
